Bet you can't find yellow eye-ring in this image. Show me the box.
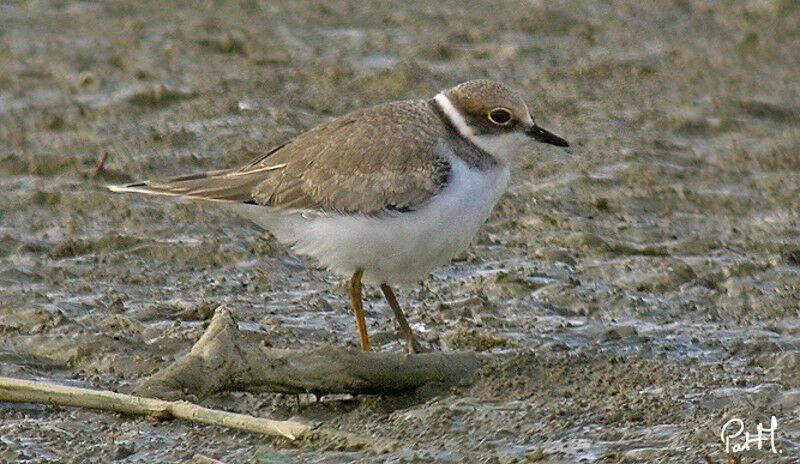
[487,107,513,126]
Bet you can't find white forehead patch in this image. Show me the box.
[521,102,534,126]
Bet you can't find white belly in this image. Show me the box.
[230,157,510,284]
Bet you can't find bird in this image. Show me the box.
[109,79,569,353]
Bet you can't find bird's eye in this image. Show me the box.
[487,108,513,126]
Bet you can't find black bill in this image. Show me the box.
[526,125,569,147]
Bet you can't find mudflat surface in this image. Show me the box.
[2,1,799,463]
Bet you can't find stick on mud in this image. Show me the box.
[0,375,311,439]
[135,305,483,400]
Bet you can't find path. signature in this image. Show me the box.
[720,416,782,455]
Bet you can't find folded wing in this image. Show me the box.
[110,100,450,215]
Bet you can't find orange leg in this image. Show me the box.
[348,269,370,351]
[380,283,426,353]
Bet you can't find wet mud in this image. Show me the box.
[1,1,799,462]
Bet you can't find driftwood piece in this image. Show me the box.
[0,375,310,439]
[136,305,483,400]
[0,306,482,453]
[0,375,400,451]
[1,306,482,452]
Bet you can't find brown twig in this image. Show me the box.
[88,151,110,178]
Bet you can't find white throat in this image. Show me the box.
[433,92,527,166]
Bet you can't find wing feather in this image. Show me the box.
[110,99,450,214]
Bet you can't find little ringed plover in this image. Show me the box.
[110,79,569,353]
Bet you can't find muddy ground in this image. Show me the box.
[1,1,800,463]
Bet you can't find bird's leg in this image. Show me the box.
[348,269,370,351]
[380,283,426,353]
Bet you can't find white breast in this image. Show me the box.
[231,154,510,285]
